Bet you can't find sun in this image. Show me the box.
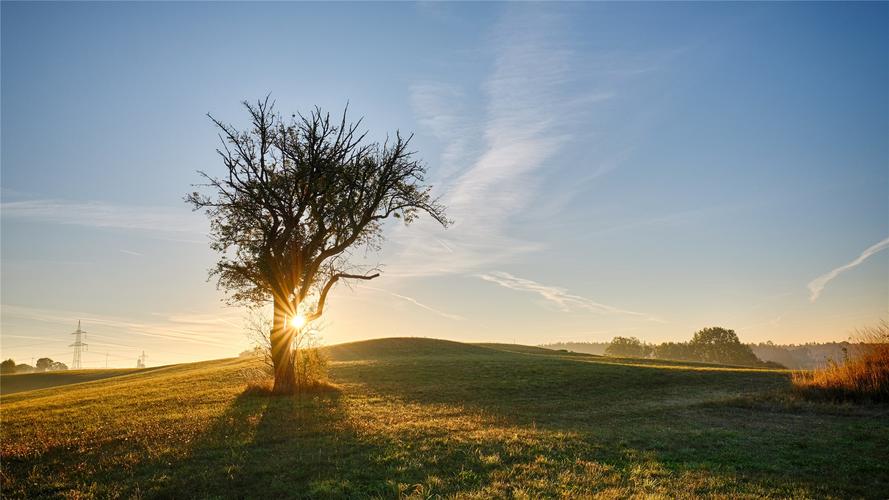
[289,314,307,329]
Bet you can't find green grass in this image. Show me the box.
[2,338,887,498]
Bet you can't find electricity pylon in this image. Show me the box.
[69,320,88,369]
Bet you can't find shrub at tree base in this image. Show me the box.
[295,347,329,391]
[792,322,889,403]
[243,348,336,396]
[243,312,332,394]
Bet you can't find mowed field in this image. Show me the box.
[1,338,887,498]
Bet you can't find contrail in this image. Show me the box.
[363,286,463,321]
[808,236,889,302]
[477,271,664,323]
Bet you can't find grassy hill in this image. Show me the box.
[2,338,887,498]
[0,367,159,395]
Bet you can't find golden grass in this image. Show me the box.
[792,321,889,403]
[243,375,340,396]
[0,367,156,395]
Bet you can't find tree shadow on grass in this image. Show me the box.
[143,387,515,498]
[131,354,886,498]
[144,389,359,497]
[321,355,887,498]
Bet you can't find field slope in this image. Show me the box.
[2,338,887,498]
[0,367,159,395]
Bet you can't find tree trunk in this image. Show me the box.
[270,297,295,394]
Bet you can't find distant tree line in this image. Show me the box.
[748,342,856,370]
[543,335,865,370]
[544,327,783,368]
[0,358,68,374]
[539,342,611,356]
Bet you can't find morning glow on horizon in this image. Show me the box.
[1,2,887,368]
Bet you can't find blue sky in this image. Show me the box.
[2,2,887,367]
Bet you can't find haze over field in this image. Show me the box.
[2,2,887,367]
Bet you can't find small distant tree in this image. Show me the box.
[689,327,760,365]
[652,342,697,362]
[15,364,35,374]
[49,361,69,371]
[605,337,651,358]
[35,358,53,372]
[187,97,448,393]
[1,359,16,374]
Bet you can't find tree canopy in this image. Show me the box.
[689,327,760,365]
[188,97,449,392]
[1,359,16,374]
[605,336,651,358]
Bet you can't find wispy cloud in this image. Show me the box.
[391,9,596,278]
[0,304,242,350]
[119,249,144,257]
[1,199,206,234]
[408,82,479,181]
[808,236,889,302]
[478,271,664,322]
[392,8,674,281]
[363,286,463,321]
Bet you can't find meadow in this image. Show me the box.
[0,368,155,396]
[1,338,887,498]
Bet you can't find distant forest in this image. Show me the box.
[540,341,855,369]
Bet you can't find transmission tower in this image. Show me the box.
[69,320,88,369]
[137,350,146,368]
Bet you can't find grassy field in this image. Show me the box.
[0,367,158,395]
[1,338,887,498]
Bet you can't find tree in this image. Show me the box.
[605,336,651,358]
[35,358,53,372]
[1,359,16,374]
[689,327,760,365]
[49,361,69,371]
[187,97,449,393]
[652,342,697,362]
[15,364,35,374]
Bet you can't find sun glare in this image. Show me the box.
[290,314,307,329]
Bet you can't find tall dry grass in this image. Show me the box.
[242,349,336,395]
[792,320,889,403]
[241,310,332,395]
